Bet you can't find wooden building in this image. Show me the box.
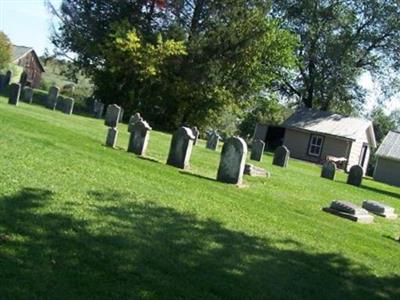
[11,45,45,88]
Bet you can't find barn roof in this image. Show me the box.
[375,131,400,161]
[283,108,377,147]
[11,45,45,72]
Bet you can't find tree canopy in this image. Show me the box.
[50,0,297,130]
[272,0,400,114]
[0,31,12,70]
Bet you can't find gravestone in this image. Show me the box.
[127,119,152,155]
[104,104,121,128]
[192,127,200,145]
[106,127,118,148]
[362,200,398,219]
[273,146,290,167]
[3,70,12,87]
[23,87,33,104]
[60,97,74,115]
[244,164,270,178]
[8,83,21,106]
[250,139,265,162]
[217,137,247,185]
[19,71,28,87]
[128,113,143,132]
[119,107,124,123]
[321,161,336,180]
[47,86,59,109]
[167,127,195,169]
[93,100,104,119]
[347,165,363,187]
[206,131,221,150]
[323,200,374,223]
[56,96,64,111]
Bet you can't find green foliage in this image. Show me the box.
[51,0,297,130]
[273,0,400,114]
[1,97,400,299]
[0,31,11,69]
[370,107,397,145]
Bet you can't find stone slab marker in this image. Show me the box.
[128,119,152,155]
[206,131,221,150]
[250,139,265,162]
[104,104,121,148]
[23,87,33,104]
[273,146,290,167]
[323,200,374,224]
[167,127,195,169]
[47,86,59,109]
[8,83,21,105]
[61,97,75,115]
[192,127,200,145]
[217,137,247,185]
[362,200,398,219]
[93,100,104,119]
[321,161,336,180]
[128,113,143,132]
[244,164,269,178]
[347,165,363,187]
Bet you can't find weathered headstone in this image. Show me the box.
[323,200,374,223]
[250,139,265,162]
[192,127,200,145]
[106,127,118,148]
[128,119,152,155]
[206,131,221,150]
[362,200,398,219]
[167,127,195,169]
[47,86,59,109]
[321,161,337,180]
[19,71,28,87]
[217,137,247,185]
[93,100,104,119]
[104,104,121,128]
[273,146,290,167]
[347,165,363,187]
[3,70,12,87]
[244,164,269,178]
[119,107,124,123]
[23,87,33,104]
[128,113,143,132]
[61,97,74,115]
[8,83,21,106]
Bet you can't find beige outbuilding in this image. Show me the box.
[373,131,400,187]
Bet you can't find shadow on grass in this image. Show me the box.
[0,188,399,299]
[179,170,216,182]
[359,183,400,200]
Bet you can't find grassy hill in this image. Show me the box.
[0,97,399,300]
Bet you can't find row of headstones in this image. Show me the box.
[7,83,75,115]
[103,104,258,185]
[321,161,364,187]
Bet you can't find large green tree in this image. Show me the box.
[273,0,400,114]
[0,31,11,70]
[49,0,296,129]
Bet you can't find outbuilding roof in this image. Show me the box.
[11,45,45,72]
[375,131,400,161]
[283,108,377,147]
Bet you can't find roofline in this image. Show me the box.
[12,46,45,72]
[285,126,356,143]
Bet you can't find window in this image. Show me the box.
[308,135,324,157]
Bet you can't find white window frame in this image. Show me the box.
[308,135,324,157]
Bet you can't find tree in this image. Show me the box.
[49,0,296,129]
[272,1,400,114]
[0,31,11,70]
[370,107,396,145]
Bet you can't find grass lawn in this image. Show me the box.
[0,97,399,300]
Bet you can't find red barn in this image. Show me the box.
[12,45,45,88]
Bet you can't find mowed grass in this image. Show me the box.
[0,98,399,300]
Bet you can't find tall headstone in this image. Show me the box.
[206,131,221,150]
[23,87,33,104]
[8,83,21,106]
[61,97,75,115]
[19,71,28,87]
[127,119,152,155]
[104,104,121,148]
[119,107,124,123]
[347,165,363,187]
[47,86,59,110]
[93,100,104,119]
[273,146,290,167]
[4,70,12,87]
[192,127,200,145]
[167,127,195,169]
[128,113,143,132]
[217,137,247,185]
[250,139,265,162]
[321,161,336,180]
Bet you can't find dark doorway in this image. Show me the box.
[265,126,286,151]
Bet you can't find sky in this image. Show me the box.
[0,0,399,114]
